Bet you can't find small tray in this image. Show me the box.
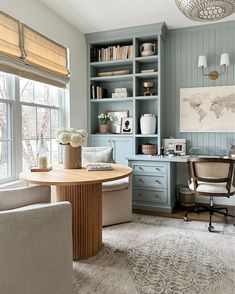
[30,166,52,172]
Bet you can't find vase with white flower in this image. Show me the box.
[56,128,88,169]
[98,113,112,133]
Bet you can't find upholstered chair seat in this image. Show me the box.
[189,181,235,194]
[82,147,132,226]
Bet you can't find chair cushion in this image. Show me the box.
[82,147,115,163]
[102,177,129,192]
[189,182,235,194]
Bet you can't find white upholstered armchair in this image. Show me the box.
[0,185,73,294]
[82,147,132,226]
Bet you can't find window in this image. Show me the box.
[0,72,65,183]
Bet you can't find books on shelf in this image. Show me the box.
[90,85,107,99]
[90,44,133,62]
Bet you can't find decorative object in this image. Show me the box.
[108,110,128,133]
[140,69,155,73]
[143,81,154,96]
[140,114,156,134]
[121,117,133,133]
[163,138,186,156]
[36,133,49,169]
[175,0,235,22]
[180,85,235,132]
[231,145,235,157]
[98,70,131,77]
[198,53,230,80]
[112,88,128,98]
[56,128,88,169]
[140,43,156,57]
[73,215,235,294]
[98,112,112,133]
[141,144,157,155]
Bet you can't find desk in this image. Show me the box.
[20,164,132,260]
[128,155,235,212]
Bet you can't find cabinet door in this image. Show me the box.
[112,137,133,165]
[90,136,111,147]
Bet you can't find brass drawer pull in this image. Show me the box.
[138,166,143,170]
[155,180,161,184]
[138,178,143,182]
[156,167,161,171]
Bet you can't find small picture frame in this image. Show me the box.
[121,117,133,134]
[108,110,129,133]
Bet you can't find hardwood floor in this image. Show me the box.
[133,203,235,225]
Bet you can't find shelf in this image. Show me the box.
[135,134,158,138]
[90,59,133,68]
[90,133,134,137]
[135,55,158,63]
[135,95,159,100]
[135,72,158,79]
[90,97,133,103]
[90,74,133,82]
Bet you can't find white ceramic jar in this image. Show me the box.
[140,114,156,134]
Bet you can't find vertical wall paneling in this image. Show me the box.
[165,22,235,153]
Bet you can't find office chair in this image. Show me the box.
[186,158,235,232]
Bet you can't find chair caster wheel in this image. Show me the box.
[184,216,189,222]
[208,226,214,232]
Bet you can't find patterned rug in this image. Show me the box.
[73,215,235,294]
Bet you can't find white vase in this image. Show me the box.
[140,114,156,134]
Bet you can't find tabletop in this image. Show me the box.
[19,164,133,186]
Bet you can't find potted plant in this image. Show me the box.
[98,113,113,133]
[56,128,88,169]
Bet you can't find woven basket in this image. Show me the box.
[141,144,157,155]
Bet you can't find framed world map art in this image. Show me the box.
[180,85,235,132]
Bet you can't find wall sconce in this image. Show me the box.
[198,53,230,80]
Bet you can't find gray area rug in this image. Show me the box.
[73,215,235,294]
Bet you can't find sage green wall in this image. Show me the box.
[165,21,235,153]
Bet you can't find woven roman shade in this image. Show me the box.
[0,12,21,59]
[22,25,69,77]
[0,11,70,88]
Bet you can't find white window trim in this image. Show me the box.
[0,75,66,185]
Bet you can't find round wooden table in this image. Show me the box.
[20,164,132,260]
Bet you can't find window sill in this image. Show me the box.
[0,179,25,189]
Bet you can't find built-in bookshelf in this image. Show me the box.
[85,23,167,164]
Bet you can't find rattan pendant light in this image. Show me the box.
[175,0,235,21]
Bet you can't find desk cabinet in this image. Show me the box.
[129,160,176,213]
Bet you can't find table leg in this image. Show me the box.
[56,183,102,260]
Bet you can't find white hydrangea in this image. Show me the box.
[58,132,71,145]
[56,128,88,146]
[70,134,83,147]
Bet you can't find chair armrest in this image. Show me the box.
[0,202,73,294]
[0,185,51,211]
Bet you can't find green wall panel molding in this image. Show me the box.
[165,20,235,153]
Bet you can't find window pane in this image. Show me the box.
[22,106,36,139]
[22,140,36,170]
[37,107,50,138]
[0,102,7,139]
[34,82,59,106]
[51,139,60,166]
[51,109,59,138]
[20,78,33,103]
[0,141,11,180]
[0,72,14,99]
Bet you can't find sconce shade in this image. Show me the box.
[220,53,230,66]
[198,55,207,68]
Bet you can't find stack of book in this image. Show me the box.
[90,45,133,62]
[90,85,107,99]
[112,88,128,98]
